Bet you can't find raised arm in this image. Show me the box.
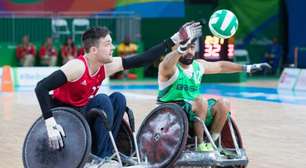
[158,49,182,80]
[105,22,202,76]
[159,38,196,80]
[105,39,174,76]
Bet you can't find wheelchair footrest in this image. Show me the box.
[84,154,120,168]
[175,148,248,167]
[175,151,217,167]
[216,148,248,167]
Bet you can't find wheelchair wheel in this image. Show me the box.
[219,116,246,168]
[137,103,189,168]
[116,120,135,156]
[22,107,92,168]
[221,116,244,149]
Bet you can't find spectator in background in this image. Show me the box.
[78,47,85,56]
[117,35,138,56]
[39,37,57,66]
[264,37,282,74]
[61,37,77,64]
[114,35,138,79]
[16,35,36,66]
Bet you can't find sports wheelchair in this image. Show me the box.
[137,103,248,168]
[22,106,147,168]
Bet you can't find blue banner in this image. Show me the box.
[115,0,185,18]
[285,0,306,68]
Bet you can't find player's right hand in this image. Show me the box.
[45,117,65,150]
[171,21,202,44]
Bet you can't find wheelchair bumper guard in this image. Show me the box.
[216,148,248,167]
[175,151,217,167]
[175,148,248,167]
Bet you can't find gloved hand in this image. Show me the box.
[177,38,197,54]
[242,63,272,73]
[171,21,202,44]
[45,117,65,150]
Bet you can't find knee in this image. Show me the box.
[196,96,208,109]
[193,96,208,115]
[111,92,126,100]
[215,98,230,115]
[215,98,230,107]
[222,98,231,109]
[93,94,113,112]
[110,92,126,105]
[90,94,114,124]
[95,94,112,104]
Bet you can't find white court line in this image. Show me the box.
[120,91,156,100]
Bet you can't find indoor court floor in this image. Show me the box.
[0,80,306,168]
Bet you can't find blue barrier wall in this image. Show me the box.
[285,0,306,68]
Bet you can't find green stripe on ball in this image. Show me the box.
[209,9,239,39]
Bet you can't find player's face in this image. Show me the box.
[179,44,196,65]
[184,44,196,57]
[96,34,115,64]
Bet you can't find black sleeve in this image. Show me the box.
[35,70,67,119]
[122,38,175,70]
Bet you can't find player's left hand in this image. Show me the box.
[171,21,202,44]
[177,38,197,54]
[243,63,272,73]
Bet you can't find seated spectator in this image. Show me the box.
[117,35,138,56]
[16,35,36,66]
[113,35,138,79]
[264,37,282,74]
[61,37,77,64]
[39,37,57,66]
[78,47,85,56]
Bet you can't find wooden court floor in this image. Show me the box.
[1,87,306,168]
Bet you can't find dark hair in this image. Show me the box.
[82,27,110,53]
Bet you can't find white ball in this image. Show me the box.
[208,9,239,39]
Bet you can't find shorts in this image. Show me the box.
[176,98,217,127]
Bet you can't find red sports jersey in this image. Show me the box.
[16,44,36,59]
[61,45,77,58]
[53,55,106,107]
[39,45,57,58]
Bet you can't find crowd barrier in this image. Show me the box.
[0,66,110,92]
[278,68,306,91]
